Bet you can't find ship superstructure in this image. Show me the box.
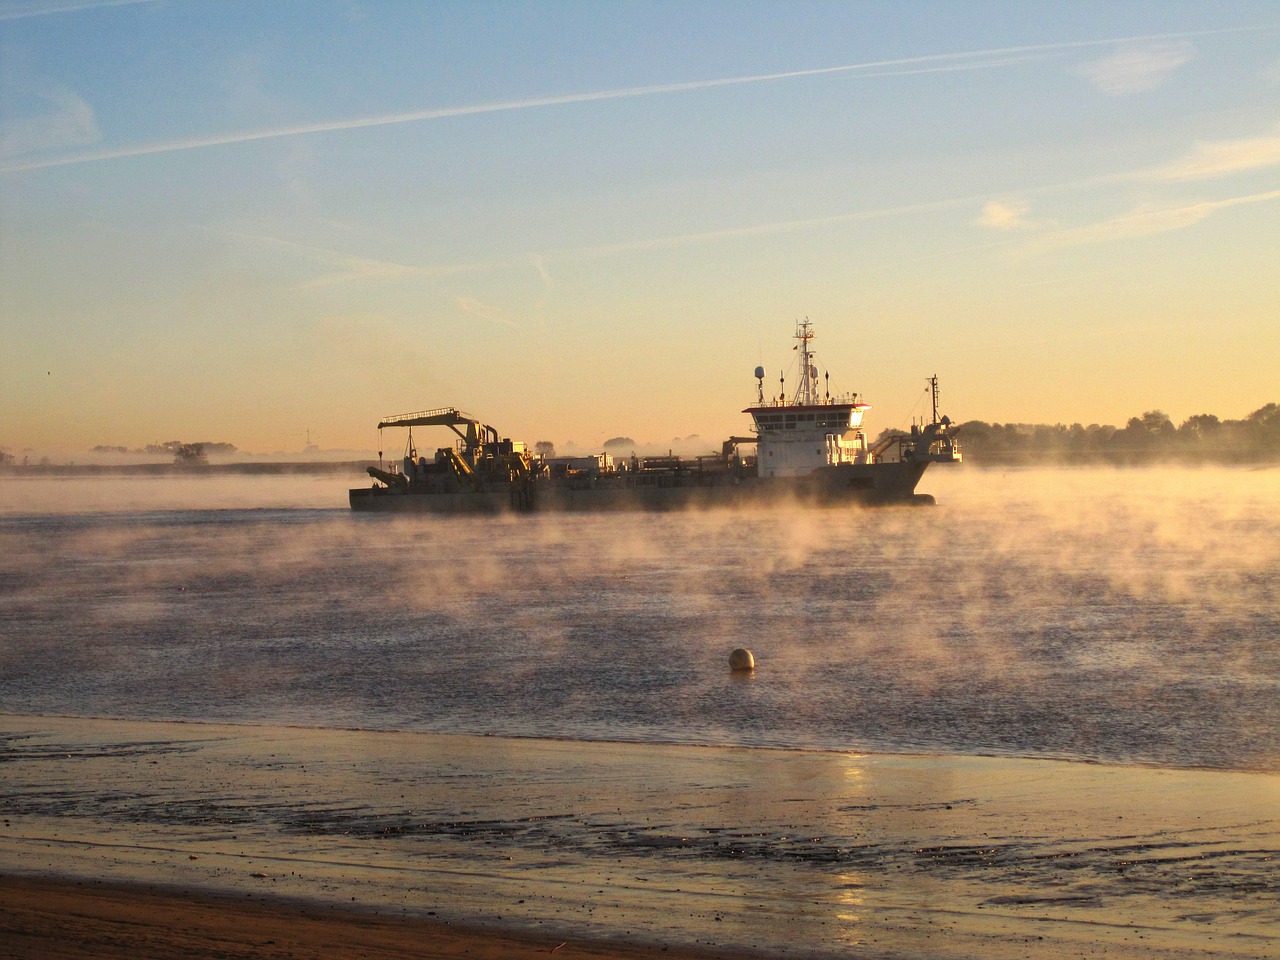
[746,320,874,478]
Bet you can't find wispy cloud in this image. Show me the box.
[243,121,1280,282]
[1026,190,1280,252]
[974,199,1032,231]
[232,194,986,292]
[453,295,517,329]
[542,195,989,263]
[0,83,99,160]
[238,114,1280,282]
[973,125,1280,250]
[0,0,157,20]
[240,181,1277,291]
[244,234,552,331]
[233,233,482,289]
[1149,126,1280,181]
[530,255,553,293]
[1076,40,1196,96]
[3,26,1267,173]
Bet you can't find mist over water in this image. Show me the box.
[1,467,1277,771]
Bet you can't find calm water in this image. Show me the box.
[2,467,1278,772]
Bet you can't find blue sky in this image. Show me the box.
[3,1,1278,455]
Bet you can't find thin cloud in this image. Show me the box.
[1149,127,1280,181]
[601,175,1277,261]
[232,233,484,289]
[1026,190,1280,252]
[3,25,1270,173]
[543,195,987,262]
[1076,40,1196,96]
[236,119,1280,283]
[234,194,987,290]
[0,84,98,160]
[974,200,1031,231]
[453,295,517,329]
[530,255,553,293]
[237,136,1280,284]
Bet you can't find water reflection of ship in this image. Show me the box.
[349,321,962,513]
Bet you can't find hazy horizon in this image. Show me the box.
[3,394,1277,463]
[3,2,1279,454]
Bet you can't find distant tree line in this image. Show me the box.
[926,403,1280,465]
[87,440,239,464]
[8,409,1279,473]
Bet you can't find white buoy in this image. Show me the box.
[729,648,755,671]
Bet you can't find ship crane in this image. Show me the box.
[377,407,498,467]
[368,406,535,499]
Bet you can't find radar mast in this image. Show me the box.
[791,319,820,406]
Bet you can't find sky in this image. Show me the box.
[2,1,1278,457]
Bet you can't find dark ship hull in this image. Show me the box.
[349,459,934,513]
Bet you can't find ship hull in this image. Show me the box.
[349,461,931,513]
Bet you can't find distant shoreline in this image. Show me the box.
[0,460,372,477]
[2,459,1277,479]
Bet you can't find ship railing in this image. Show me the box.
[751,393,865,408]
[377,406,478,429]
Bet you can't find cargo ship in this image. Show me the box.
[349,321,961,512]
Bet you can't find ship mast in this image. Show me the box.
[791,319,820,406]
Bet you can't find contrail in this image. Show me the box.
[6,49,1047,172]
[0,0,158,20]
[6,24,1272,174]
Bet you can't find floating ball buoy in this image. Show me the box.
[729,648,755,671]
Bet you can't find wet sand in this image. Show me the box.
[0,874,729,959]
[2,714,1277,959]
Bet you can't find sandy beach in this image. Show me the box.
[2,714,1276,959]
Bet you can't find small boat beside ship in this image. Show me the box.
[349,321,961,513]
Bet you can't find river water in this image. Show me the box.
[2,466,1277,772]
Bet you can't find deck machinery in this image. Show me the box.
[363,407,537,509]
